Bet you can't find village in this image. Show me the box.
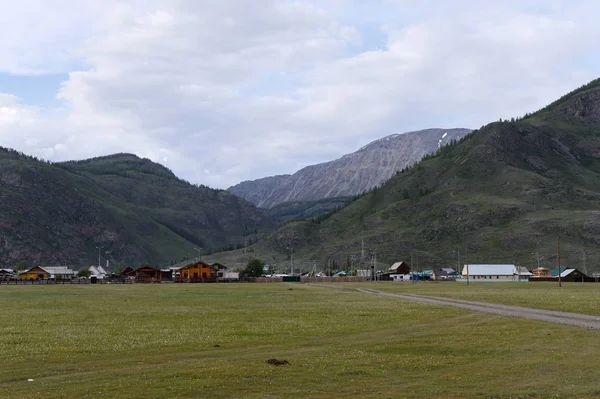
[1,260,598,284]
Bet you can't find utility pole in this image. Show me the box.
[105,250,111,271]
[531,252,544,269]
[287,247,293,276]
[411,251,414,283]
[361,239,365,264]
[465,245,469,286]
[194,247,202,262]
[373,250,377,281]
[96,246,103,268]
[369,251,374,281]
[581,249,588,276]
[557,237,561,288]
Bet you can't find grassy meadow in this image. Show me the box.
[1,282,600,398]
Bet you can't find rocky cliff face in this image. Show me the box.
[229,128,471,208]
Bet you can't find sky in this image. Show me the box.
[1,0,599,189]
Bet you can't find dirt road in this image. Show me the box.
[329,286,600,329]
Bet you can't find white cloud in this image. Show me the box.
[0,0,599,188]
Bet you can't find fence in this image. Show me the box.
[300,276,370,283]
[1,276,372,285]
[0,278,132,285]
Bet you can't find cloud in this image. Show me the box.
[0,0,599,188]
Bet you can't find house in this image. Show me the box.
[89,265,108,279]
[217,269,240,281]
[532,267,550,277]
[121,266,135,277]
[161,269,173,280]
[0,268,16,280]
[19,266,75,280]
[177,261,217,281]
[134,265,162,282]
[433,268,459,280]
[383,261,411,281]
[461,264,530,281]
[389,262,411,274]
[550,267,590,282]
[20,266,49,279]
[211,262,228,271]
[518,266,533,279]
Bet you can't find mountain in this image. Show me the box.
[209,79,600,273]
[0,152,273,267]
[228,128,471,208]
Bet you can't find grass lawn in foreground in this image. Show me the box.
[0,283,599,398]
[348,281,600,316]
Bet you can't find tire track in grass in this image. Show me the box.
[311,285,600,329]
[355,288,600,329]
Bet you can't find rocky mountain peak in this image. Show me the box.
[228,128,471,208]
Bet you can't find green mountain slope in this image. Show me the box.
[0,152,273,267]
[265,197,352,223]
[209,79,600,273]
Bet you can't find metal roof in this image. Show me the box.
[389,262,409,271]
[461,264,517,276]
[518,266,533,276]
[560,269,576,278]
[42,266,75,275]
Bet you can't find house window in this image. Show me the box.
[202,273,207,278]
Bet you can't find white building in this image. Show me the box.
[217,270,239,280]
[89,265,108,279]
[461,264,531,281]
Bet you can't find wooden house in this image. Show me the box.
[177,261,217,282]
[121,266,135,277]
[19,266,75,280]
[551,267,591,282]
[382,261,411,281]
[20,266,49,279]
[134,265,162,282]
[389,262,411,275]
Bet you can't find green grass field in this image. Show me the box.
[1,283,600,398]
